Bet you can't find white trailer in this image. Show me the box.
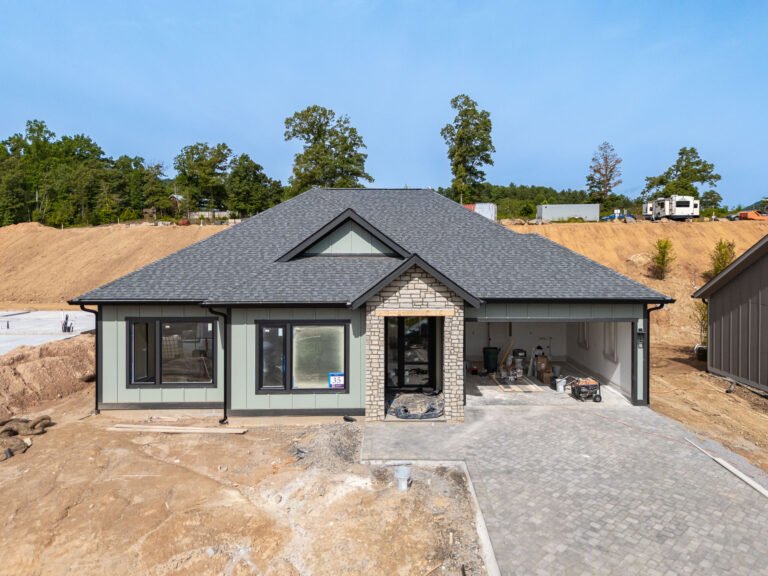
[642,202,654,220]
[652,196,700,220]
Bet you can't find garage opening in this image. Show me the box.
[464,320,634,402]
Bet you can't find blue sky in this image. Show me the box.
[1,1,766,205]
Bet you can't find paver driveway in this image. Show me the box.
[363,385,768,575]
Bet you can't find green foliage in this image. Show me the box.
[700,190,723,211]
[0,120,282,228]
[0,120,169,227]
[173,142,232,210]
[650,238,675,280]
[586,142,622,203]
[226,154,283,216]
[642,147,721,201]
[441,94,495,204]
[284,105,372,197]
[704,238,736,280]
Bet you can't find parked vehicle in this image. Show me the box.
[737,210,768,221]
[642,202,654,220]
[651,195,700,220]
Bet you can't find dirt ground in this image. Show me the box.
[0,222,222,309]
[0,391,485,575]
[0,333,94,420]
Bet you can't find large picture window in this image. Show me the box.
[128,318,216,387]
[257,321,349,393]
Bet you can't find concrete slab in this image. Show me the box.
[363,402,768,575]
[0,310,95,355]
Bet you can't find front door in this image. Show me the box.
[385,317,437,391]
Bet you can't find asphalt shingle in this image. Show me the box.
[72,188,670,305]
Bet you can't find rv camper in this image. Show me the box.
[642,202,654,220]
[651,196,700,221]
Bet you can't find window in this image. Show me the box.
[128,318,216,387]
[577,322,589,349]
[130,321,156,384]
[603,323,618,363]
[257,321,349,393]
[260,324,287,389]
[676,200,691,208]
[292,325,345,389]
[161,321,214,384]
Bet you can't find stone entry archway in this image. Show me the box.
[364,266,464,421]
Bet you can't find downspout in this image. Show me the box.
[645,302,667,405]
[207,307,229,425]
[79,305,100,415]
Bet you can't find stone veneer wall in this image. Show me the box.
[364,266,465,421]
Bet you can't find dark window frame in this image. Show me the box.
[384,316,437,390]
[255,319,350,395]
[126,317,218,389]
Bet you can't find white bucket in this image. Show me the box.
[394,464,412,491]
[555,378,566,393]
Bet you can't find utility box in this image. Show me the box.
[536,204,600,222]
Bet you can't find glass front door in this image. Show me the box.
[385,317,437,390]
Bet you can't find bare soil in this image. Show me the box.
[0,392,485,575]
[0,222,222,309]
[0,333,94,420]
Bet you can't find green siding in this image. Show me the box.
[229,307,366,411]
[100,304,225,405]
[304,221,390,255]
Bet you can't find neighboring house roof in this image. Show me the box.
[71,188,671,306]
[692,233,768,299]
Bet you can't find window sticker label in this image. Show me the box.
[328,372,345,389]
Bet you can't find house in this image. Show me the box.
[692,234,768,392]
[70,188,672,421]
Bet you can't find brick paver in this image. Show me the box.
[363,390,768,575]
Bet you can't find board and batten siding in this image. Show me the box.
[229,307,366,412]
[708,251,768,391]
[99,304,224,405]
[303,221,390,255]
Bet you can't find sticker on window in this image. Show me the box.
[328,372,345,389]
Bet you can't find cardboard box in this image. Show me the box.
[539,369,553,385]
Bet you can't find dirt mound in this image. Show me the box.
[0,222,222,308]
[0,333,95,419]
[511,220,768,346]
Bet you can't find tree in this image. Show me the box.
[284,105,372,197]
[642,147,720,201]
[441,94,495,204]
[704,238,735,281]
[173,143,232,210]
[585,142,622,203]
[650,238,675,280]
[226,154,283,216]
[700,190,723,211]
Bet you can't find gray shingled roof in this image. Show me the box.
[72,188,671,305]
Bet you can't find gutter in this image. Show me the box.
[207,307,230,425]
[79,305,100,415]
[644,302,667,406]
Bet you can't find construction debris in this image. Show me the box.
[0,415,53,461]
[388,391,445,419]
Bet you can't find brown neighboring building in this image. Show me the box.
[693,234,768,392]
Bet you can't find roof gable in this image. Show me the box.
[277,208,410,262]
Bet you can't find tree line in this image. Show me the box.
[0,97,735,227]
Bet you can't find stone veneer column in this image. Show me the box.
[364,267,465,422]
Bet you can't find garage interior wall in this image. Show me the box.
[566,321,633,398]
[465,321,568,362]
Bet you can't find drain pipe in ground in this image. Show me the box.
[207,307,229,425]
[78,305,100,415]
